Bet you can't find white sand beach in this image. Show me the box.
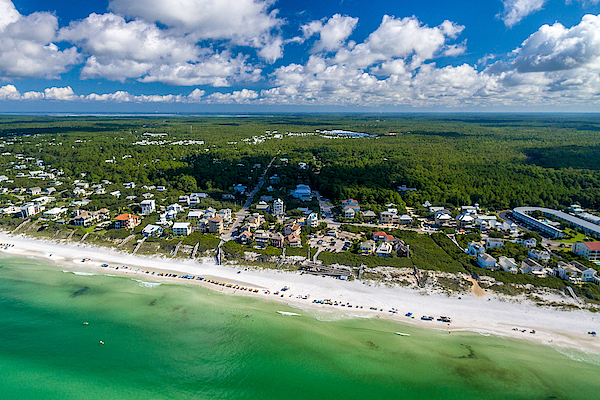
[0,231,599,352]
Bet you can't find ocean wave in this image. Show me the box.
[72,271,96,276]
[552,346,600,366]
[277,311,301,316]
[132,279,161,289]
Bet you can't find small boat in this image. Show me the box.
[83,322,89,325]
[99,340,105,345]
[395,332,410,336]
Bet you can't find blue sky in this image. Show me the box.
[2,0,600,112]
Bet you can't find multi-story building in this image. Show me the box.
[114,214,140,229]
[573,242,600,261]
[273,198,284,216]
[140,199,156,215]
[172,222,191,236]
[208,217,224,234]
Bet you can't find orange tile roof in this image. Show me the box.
[115,213,138,221]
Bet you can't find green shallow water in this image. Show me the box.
[0,254,599,400]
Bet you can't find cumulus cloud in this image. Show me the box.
[333,15,464,69]
[0,83,20,100]
[206,89,259,103]
[509,14,600,72]
[0,0,80,79]
[499,0,547,28]
[3,85,209,103]
[58,13,261,86]
[301,14,358,53]
[107,0,284,61]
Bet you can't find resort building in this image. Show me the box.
[248,213,264,228]
[573,242,600,261]
[172,222,191,236]
[521,258,544,275]
[512,206,600,239]
[556,261,583,283]
[434,210,452,226]
[237,230,253,245]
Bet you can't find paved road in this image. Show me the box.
[220,154,278,243]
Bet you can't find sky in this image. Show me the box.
[2,0,600,112]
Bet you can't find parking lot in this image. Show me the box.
[307,230,362,253]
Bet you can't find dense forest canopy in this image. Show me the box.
[1,114,600,210]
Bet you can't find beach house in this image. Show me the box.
[360,240,376,255]
[498,256,518,274]
[477,253,498,270]
[114,214,140,229]
[273,198,284,216]
[140,199,156,215]
[208,217,224,234]
[172,222,191,236]
[142,224,163,237]
[291,184,312,201]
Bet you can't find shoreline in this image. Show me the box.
[0,231,599,353]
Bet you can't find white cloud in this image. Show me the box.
[0,83,20,100]
[333,15,464,69]
[0,0,20,30]
[58,12,264,85]
[302,14,358,53]
[207,89,259,103]
[0,1,80,79]
[44,86,78,101]
[499,0,547,28]
[108,0,284,61]
[509,14,600,72]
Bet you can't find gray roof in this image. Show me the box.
[513,206,600,237]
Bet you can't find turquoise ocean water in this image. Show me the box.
[1,253,599,400]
